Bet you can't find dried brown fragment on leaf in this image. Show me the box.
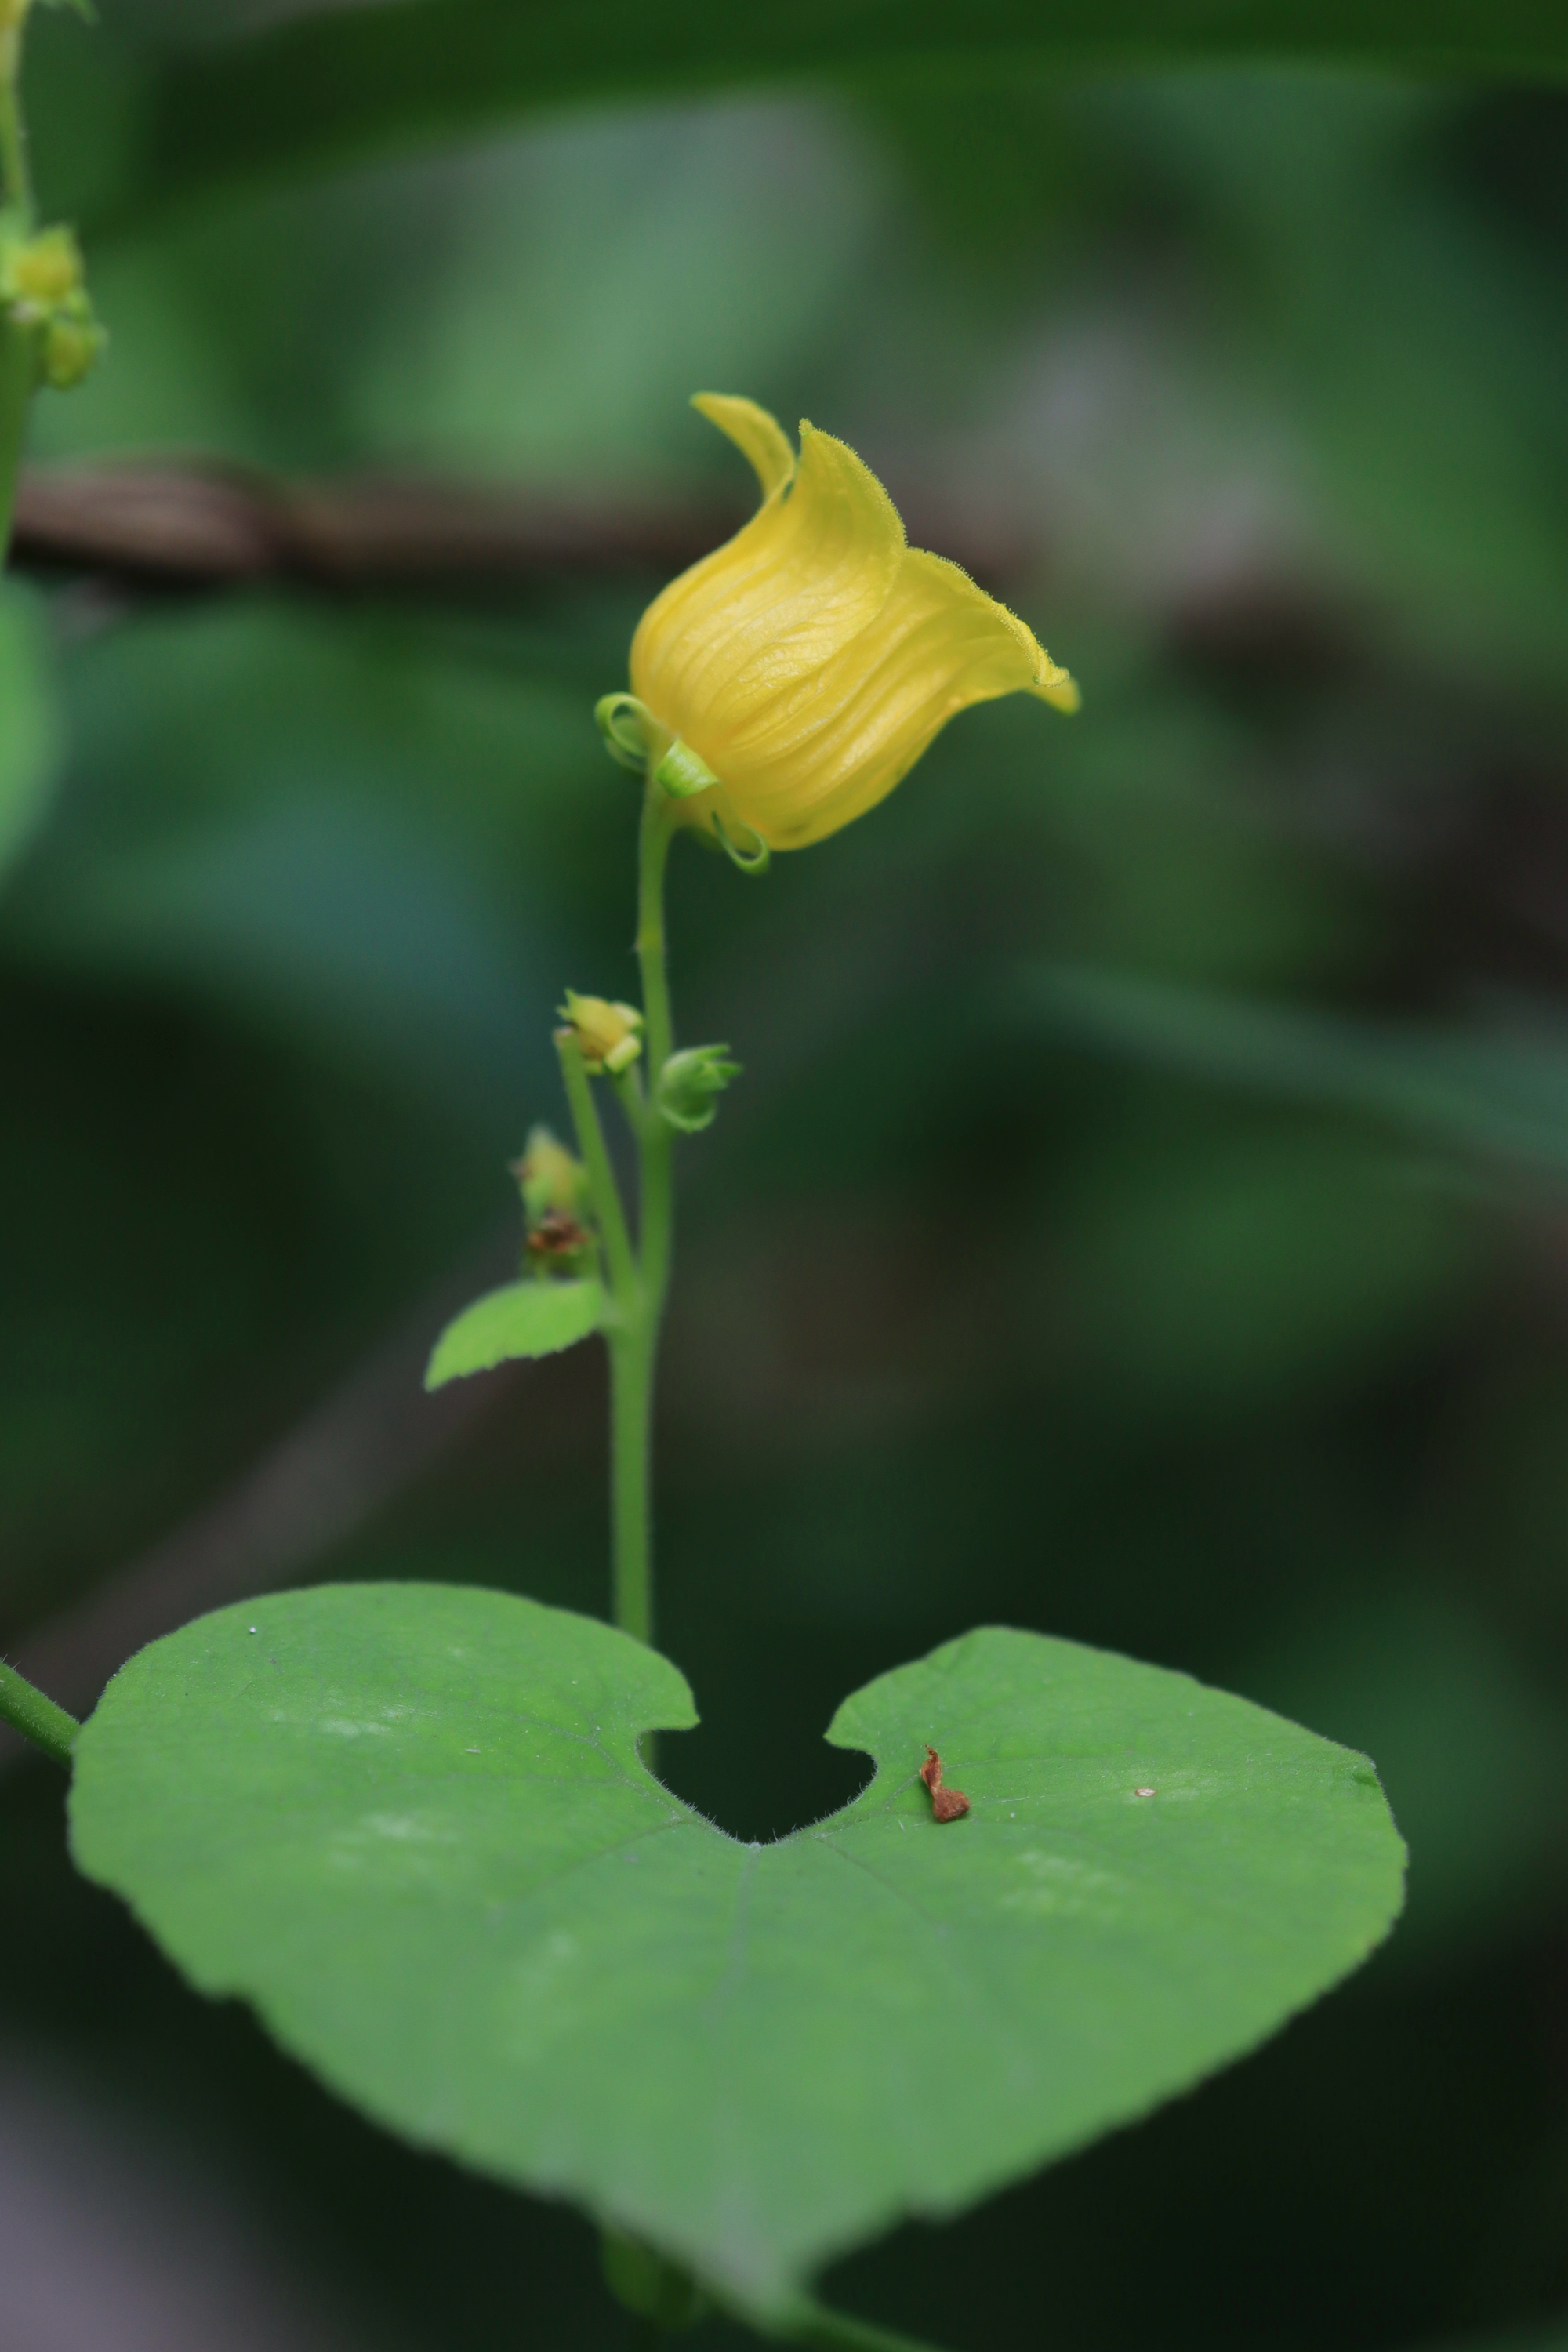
[526,1212,589,1262]
[920,1744,970,1824]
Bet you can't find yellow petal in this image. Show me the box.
[631,420,906,755]
[690,393,795,502]
[711,550,1078,849]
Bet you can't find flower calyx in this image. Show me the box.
[556,989,644,1076]
[652,737,720,801]
[655,1043,741,1134]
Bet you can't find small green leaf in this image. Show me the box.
[424,1277,604,1388]
[69,1587,1405,2318]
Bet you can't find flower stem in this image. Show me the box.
[598,785,678,1649]
[634,786,676,1314]
[0,312,31,562]
[0,31,34,568]
[557,1031,638,1303]
[0,66,31,220]
[0,1659,78,1769]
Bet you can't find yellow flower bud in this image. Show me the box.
[511,1123,586,1221]
[556,990,644,1076]
[627,394,1077,852]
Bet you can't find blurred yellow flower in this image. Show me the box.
[628,394,1076,853]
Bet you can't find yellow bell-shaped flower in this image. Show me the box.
[628,394,1077,853]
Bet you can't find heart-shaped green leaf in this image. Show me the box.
[424,1277,604,1387]
[68,1586,1404,2318]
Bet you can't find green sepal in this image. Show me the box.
[712,808,770,873]
[654,736,721,799]
[595,691,655,775]
[655,1043,742,1134]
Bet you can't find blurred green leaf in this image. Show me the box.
[129,1,1568,219]
[1027,964,1568,1179]
[10,794,546,1116]
[71,1588,1404,2316]
[1240,1586,1568,1957]
[425,1277,604,1386]
[1057,1124,1475,1414]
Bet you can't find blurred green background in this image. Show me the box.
[0,6,1566,2347]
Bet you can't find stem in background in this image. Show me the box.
[0,1659,78,1768]
[0,314,31,561]
[0,67,30,220]
[0,21,34,567]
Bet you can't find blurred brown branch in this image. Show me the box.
[9,459,1048,595]
[11,461,740,593]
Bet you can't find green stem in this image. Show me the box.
[635,786,676,1314]
[560,1027,663,1643]
[636,784,677,1077]
[608,1324,655,1646]
[0,67,31,220]
[612,1062,649,1143]
[557,1032,638,1305]
[0,24,34,569]
[0,1659,78,1768]
[597,784,679,1649]
[0,310,30,564]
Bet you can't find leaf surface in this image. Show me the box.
[68,1585,1405,2315]
[1026,964,1568,1181]
[425,1279,604,1388]
[132,0,1568,217]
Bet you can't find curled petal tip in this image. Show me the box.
[690,392,795,503]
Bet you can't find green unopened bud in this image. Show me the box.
[40,307,103,389]
[510,1123,586,1221]
[654,736,720,800]
[2,224,82,310]
[594,691,657,775]
[655,1043,741,1134]
[556,989,644,1076]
